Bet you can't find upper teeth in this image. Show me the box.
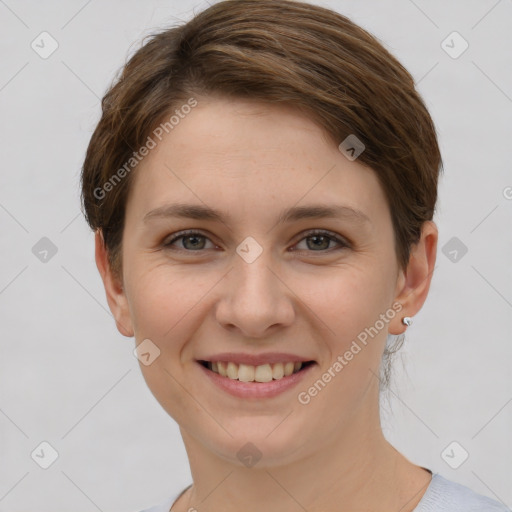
[208,361,303,382]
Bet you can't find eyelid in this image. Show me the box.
[163,229,219,249]
[293,228,351,250]
[163,228,350,252]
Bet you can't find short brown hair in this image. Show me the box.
[80,0,443,389]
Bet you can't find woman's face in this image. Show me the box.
[100,96,418,466]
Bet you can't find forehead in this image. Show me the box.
[125,96,387,224]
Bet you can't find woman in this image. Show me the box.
[80,1,508,511]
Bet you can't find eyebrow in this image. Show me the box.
[143,202,370,227]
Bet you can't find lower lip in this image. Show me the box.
[197,361,316,399]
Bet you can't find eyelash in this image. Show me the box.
[162,229,350,254]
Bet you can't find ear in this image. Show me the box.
[389,221,438,335]
[94,229,134,337]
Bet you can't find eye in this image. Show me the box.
[162,229,349,253]
[292,229,350,253]
[163,230,216,251]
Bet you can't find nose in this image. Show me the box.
[214,248,295,339]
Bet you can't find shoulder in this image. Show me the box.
[136,484,192,512]
[136,494,176,512]
[135,476,511,512]
[414,472,510,512]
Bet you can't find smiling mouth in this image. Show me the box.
[198,360,316,383]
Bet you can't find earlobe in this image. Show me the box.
[389,221,438,335]
[94,229,134,338]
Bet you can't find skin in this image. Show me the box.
[95,95,438,512]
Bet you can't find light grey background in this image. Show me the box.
[0,0,511,511]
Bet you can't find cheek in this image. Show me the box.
[125,263,214,342]
[298,265,389,340]
[127,266,209,418]
[294,269,393,418]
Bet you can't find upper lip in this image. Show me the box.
[197,352,315,366]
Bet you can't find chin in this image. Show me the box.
[200,420,313,468]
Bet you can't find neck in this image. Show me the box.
[173,381,431,512]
